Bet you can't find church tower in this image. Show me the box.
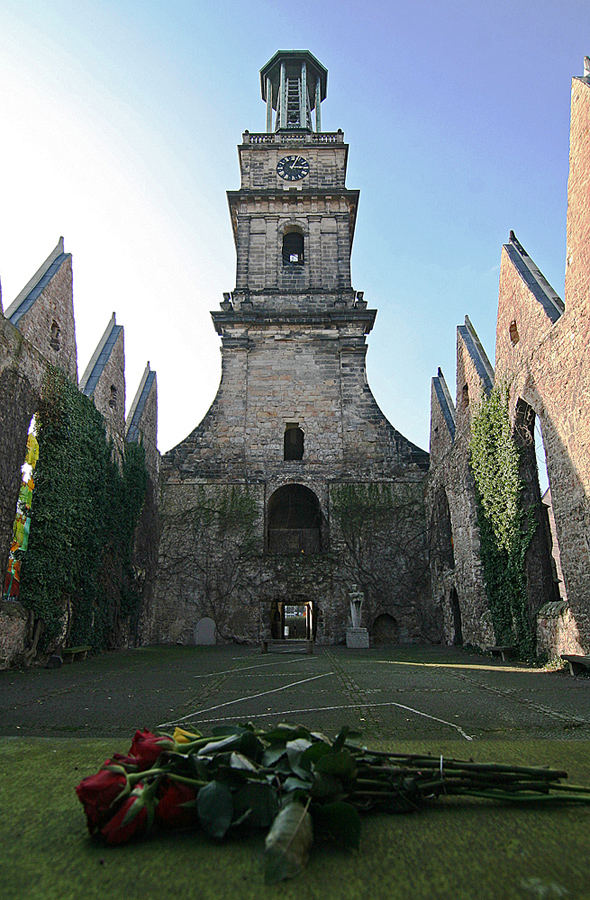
[151,52,432,648]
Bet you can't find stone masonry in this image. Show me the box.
[151,51,432,648]
[0,240,158,667]
[428,61,590,656]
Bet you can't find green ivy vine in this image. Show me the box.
[19,367,147,651]
[469,384,536,658]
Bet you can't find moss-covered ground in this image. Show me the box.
[2,645,590,899]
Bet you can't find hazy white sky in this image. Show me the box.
[1,0,587,453]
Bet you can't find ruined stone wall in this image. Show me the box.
[150,472,433,648]
[7,252,78,383]
[0,246,158,667]
[495,245,590,648]
[427,70,590,657]
[147,481,265,645]
[426,327,493,650]
[491,73,590,649]
[89,329,126,449]
[165,317,426,483]
[0,321,45,579]
[565,75,590,320]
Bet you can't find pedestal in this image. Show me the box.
[346,626,370,649]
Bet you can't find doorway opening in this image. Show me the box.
[270,599,316,640]
[449,586,463,646]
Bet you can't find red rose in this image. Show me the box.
[100,787,148,845]
[156,779,198,828]
[75,767,127,833]
[128,730,174,770]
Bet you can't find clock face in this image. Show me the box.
[276,155,310,181]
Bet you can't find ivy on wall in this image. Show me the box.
[19,367,147,652]
[160,485,260,640]
[469,384,536,658]
[330,483,430,629]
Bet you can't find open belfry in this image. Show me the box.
[148,51,431,646]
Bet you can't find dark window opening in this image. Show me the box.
[284,424,304,460]
[514,398,563,609]
[109,385,118,410]
[270,598,317,641]
[462,383,469,407]
[50,321,61,351]
[509,320,520,344]
[429,487,455,572]
[267,484,321,554]
[282,231,304,265]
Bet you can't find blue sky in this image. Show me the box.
[0,0,587,453]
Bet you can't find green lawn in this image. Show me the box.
[2,736,589,900]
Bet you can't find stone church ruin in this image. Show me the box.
[1,52,590,665]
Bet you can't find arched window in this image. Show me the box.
[282,230,304,265]
[284,423,304,460]
[109,385,118,410]
[267,484,321,554]
[429,487,455,572]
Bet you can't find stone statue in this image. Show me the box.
[349,585,364,628]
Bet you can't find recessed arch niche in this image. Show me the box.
[267,483,321,554]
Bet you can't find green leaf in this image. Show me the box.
[197,730,262,761]
[283,775,313,793]
[262,746,287,766]
[264,724,311,744]
[264,802,314,884]
[310,772,342,799]
[229,751,257,772]
[238,730,264,761]
[233,783,279,829]
[301,742,332,767]
[287,738,313,756]
[197,781,233,839]
[211,725,237,736]
[198,733,243,756]
[190,755,211,781]
[314,750,356,779]
[286,738,313,779]
[312,801,361,849]
[332,726,350,752]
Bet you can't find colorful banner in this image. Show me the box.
[4,427,38,599]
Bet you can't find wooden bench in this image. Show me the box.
[62,645,91,663]
[561,654,590,677]
[488,645,516,662]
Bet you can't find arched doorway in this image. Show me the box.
[267,484,322,554]
[372,613,399,646]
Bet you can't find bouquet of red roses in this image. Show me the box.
[76,723,590,884]
[76,729,199,844]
